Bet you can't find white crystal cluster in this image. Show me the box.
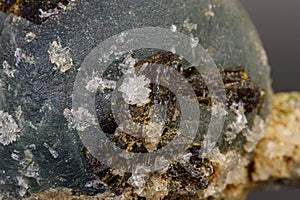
[63,107,97,131]
[16,176,29,197]
[142,121,164,152]
[225,103,265,152]
[2,60,16,78]
[243,116,265,153]
[14,48,35,66]
[16,144,40,197]
[20,145,39,179]
[48,40,73,73]
[202,149,249,199]
[118,75,151,106]
[225,103,248,142]
[0,111,20,146]
[128,165,169,199]
[25,32,36,43]
[118,55,151,106]
[183,18,198,32]
[85,77,116,92]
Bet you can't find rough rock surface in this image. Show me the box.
[26,92,300,200]
[0,0,273,199]
[252,92,300,182]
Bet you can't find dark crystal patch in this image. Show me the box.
[0,0,69,24]
[84,51,264,197]
[97,51,263,154]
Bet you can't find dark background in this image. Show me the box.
[240,0,300,199]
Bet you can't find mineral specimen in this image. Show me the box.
[0,0,275,199]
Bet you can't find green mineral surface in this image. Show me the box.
[0,0,272,199]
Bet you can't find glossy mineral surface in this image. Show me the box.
[0,0,272,199]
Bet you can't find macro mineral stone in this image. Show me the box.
[0,0,275,199]
[252,92,300,183]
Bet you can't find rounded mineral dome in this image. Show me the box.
[0,0,271,198]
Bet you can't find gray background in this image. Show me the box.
[240,0,300,199]
[241,0,300,92]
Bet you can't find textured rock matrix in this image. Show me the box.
[0,0,276,199]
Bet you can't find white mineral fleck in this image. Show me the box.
[63,108,74,130]
[205,4,215,18]
[58,2,67,10]
[16,176,29,197]
[153,156,170,172]
[225,103,248,142]
[181,152,193,163]
[28,121,38,130]
[111,168,126,177]
[39,8,59,18]
[15,106,23,121]
[84,179,103,188]
[136,175,169,199]
[190,35,199,48]
[203,149,249,198]
[116,32,127,43]
[19,147,39,179]
[118,73,151,106]
[48,40,73,73]
[64,107,97,131]
[118,55,151,106]
[119,55,137,75]
[183,18,197,32]
[142,122,164,152]
[170,24,177,32]
[138,62,149,74]
[243,116,265,152]
[43,143,59,158]
[129,164,151,188]
[25,32,36,43]
[11,151,19,161]
[0,111,21,146]
[2,60,16,78]
[86,77,116,92]
[14,48,35,66]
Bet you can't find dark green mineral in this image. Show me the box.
[0,0,272,199]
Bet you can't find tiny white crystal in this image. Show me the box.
[48,40,73,73]
[19,147,39,180]
[2,61,16,78]
[142,121,164,152]
[183,18,197,32]
[43,143,59,158]
[225,103,248,142]
[119,75,151,106]
[39,8,59,18]
[16,176,29,197]
[86,77,116,92]
[25,32,36,43]
[170,24,177,32]
[0,111,21,146]
[14,48,35,66]
[118,56,151,106]
[205,4,215,18]
[65,107,97,131]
